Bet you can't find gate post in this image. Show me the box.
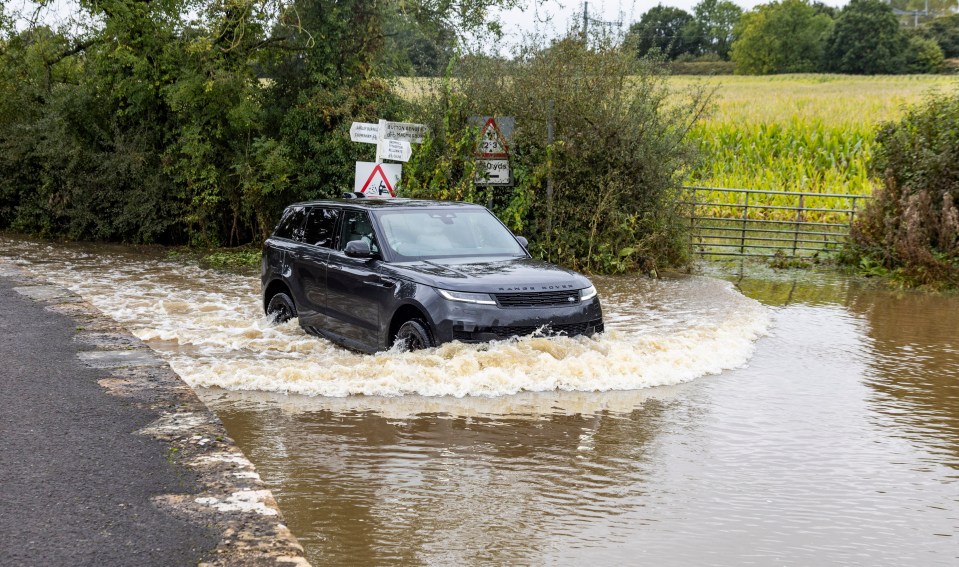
[740,190,749,255]
[793,193,804,256]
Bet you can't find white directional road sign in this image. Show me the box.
[350,122,379,144]
[380,139,412,162]
[383,121,429,143]
[475,159,511,185]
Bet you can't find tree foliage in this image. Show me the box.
[824,0,908,74]
[919,14,959,59]
[904,32,945,73]
[626,5,699,60]
[731,0,833,75]
[0,0,515,245]
[402,34,712,273]
[692,0,743,60]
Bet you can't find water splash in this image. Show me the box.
[1,237,771,397]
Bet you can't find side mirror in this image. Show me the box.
[344,240,373,258]
[516,236,529,249]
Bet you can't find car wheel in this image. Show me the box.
[395,319,434,351]
[267,292,297,323]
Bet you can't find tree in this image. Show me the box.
[904,33,945,72]
[824,0,908,74]
[920,14,959,58]
[692,0,743,60]
[626,5,699,60]
[811,1,838,19]
[731,0,833,75]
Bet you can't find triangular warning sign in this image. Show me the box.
[360,164,396,197]
[477,118,509,158]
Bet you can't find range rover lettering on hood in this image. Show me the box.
[497,284,576,291]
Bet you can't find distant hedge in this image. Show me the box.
[669,61,736,75]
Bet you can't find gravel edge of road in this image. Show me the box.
[0,260,311,567]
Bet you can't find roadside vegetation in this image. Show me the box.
[0,0,503,247]
[846,91,959,289]
[402,37,711,273]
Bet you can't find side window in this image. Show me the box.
[273,206,306,241]
[341,211,380,255]
[303,207,341,248]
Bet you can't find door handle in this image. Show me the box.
[364,278,397,288]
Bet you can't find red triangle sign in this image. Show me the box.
[477,118,509,158]
[360,164,396,197]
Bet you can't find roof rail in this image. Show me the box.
[341,192,366,199]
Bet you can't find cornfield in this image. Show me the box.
[678,74,959,223]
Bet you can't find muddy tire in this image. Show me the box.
[267,292,297,323]
[395,319,434,351]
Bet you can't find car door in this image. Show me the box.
[325,209,396,349]
[266,205,307,301]
[294,206,341,328]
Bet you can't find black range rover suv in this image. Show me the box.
[261,198,603,352]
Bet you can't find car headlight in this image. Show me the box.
[437,288,497,305]
[580,285,597,301]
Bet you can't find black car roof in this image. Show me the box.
[286,198,485,210]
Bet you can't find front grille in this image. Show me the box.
[454,320,603,342]
[495,290,580,308]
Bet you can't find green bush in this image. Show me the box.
[402,36,711,274]
[849,91,959,288]
[904,34,945,74]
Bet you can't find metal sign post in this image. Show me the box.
[350,119,428,197]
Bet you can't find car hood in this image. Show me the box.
[384,257,592,292]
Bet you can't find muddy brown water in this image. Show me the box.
[2,236,957,565]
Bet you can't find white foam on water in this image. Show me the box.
[1,238,771,398]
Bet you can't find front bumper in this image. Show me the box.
[428,297,604,344]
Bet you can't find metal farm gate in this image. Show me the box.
[684,186,870,258]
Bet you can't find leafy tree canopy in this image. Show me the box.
[920,14,959,58]
[731,0,833,74]
[904,32,944,72]
[626,4,699,60]
[692,0,743,59]
[825,0,908,74]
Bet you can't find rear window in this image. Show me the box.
[273,206,306,241]
[303,207,341,248]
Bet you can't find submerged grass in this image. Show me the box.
[166,246,262,272]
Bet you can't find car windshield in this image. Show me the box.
[375,208,527,260]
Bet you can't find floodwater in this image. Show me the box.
[2,235,957,565]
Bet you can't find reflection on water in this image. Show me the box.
[3,237,958,565]
[850,290,959,470]
[211,390,675,565]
